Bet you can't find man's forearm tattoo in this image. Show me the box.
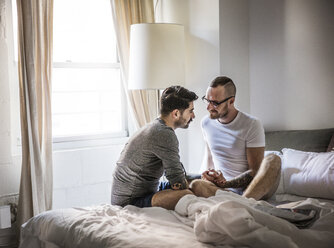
[218,170,253,189]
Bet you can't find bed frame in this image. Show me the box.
[19,128,334,248]
[265,128,334,152]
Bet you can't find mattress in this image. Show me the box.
[20,190,334,248]
[20,128,334,248]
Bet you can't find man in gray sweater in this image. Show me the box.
[111,86,198,210]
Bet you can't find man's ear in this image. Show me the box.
[229,97,235,105]
[171,109,180,119]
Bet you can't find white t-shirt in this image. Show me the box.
[201,111,265,181]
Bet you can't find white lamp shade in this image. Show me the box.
[128,23,185,90]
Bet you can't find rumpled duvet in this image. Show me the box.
[20,190,334,248]
[174,190,334,248]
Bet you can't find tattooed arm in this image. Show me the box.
[201,169,252,189]
[217,147,264,189]
[205,147,264,189]
[215,169,253,189]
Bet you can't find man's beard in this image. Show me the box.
[209,109,228,120]
[175,117,192,129]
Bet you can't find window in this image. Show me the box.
[11,0,127,146]
[52,0,127,139]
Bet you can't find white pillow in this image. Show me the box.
[265,150,282,157]
[282,148,334,199]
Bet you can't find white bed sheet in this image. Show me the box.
[20,204,214,248]
[20,191,334,248]
[175,190,334,248]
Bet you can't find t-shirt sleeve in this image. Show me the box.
[246,118,265,147]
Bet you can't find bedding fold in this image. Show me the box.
[20,191,334,248]
[175,190,334,248]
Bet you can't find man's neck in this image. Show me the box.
[159,115,176,130]
[218,108,238,125]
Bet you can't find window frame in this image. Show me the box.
[10,0,129,151]
[51,61,129,149]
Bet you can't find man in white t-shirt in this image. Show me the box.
[190,76,281,200]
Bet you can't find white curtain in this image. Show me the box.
[110,0,159,128]
[16,0,53,228]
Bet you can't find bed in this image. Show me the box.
[19,128,334,248]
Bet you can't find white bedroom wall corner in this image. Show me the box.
[249,0,287,131]
[186,0,220,173]
[282,0,334,130]
[154,0,189,170]
[249,0,334,131]
[219,0,250,114]
[158,0,220,173]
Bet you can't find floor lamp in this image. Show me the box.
[128,23,185,91]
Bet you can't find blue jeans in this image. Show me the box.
[130,181,171,208]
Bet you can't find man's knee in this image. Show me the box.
[261,154,281,172]
[151,189,193,210]
[243,154,282,200]
[189,179,219,197]
[189,179,202,193]
[262,154,282,198]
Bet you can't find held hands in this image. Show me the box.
[201,169,227,188]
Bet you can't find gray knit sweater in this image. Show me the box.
[111,118,187,207]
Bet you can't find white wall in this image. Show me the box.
[157,0,252,173]
[52,144,124,209]
[219,0,250,113]
[175,0,334,172]
[157,0,220,173]
[249,0,334,131]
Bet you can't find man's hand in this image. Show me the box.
[202,169,226,187]
[171,178,189,190]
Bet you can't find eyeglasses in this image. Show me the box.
[201,96,235,108]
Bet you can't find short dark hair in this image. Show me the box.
[210,76,236,96]
[160,86,198,117]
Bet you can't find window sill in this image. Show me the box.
[9,132,128,152]
[15,130,132,153]
[52,132,128,151]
